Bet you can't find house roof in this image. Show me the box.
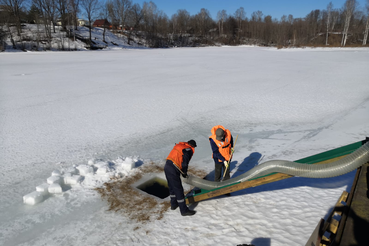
[93,19,110,26]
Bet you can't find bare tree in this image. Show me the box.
[170,12,178,35]
[27,4,42,49]
[68,0,80,30]
[142,1,157,33]
[287,14,295,45]
[216,9,226,36]
[33,0,58,47]
[176,9,190,34]
[341,0,356,46]
[264,15,273,44]
[80,0,99,44]
[363,0,369,45]
[195,8,212,36]
[278,15,287,45]
[56,0,68,30]
[55,0,69,50]
[330,9,340,31]
[0,4,17,48]
[306,9,322,41]
[169,9,190,46]
[293,17,307,46]
[0,0,27,36]
[125,3,142,44]
[142,1,165,46]
[106,1,117,29]
[234,7,246,39]
[127,3,142,29]
[113,0,131,31]
[250,10,263,39]
[99,2,109,42]
[156,10,168,38]
[276,14,294,46]
[326,2,333,45]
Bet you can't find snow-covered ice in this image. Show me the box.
[0,46,369,246]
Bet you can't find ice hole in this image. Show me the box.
[136,177,169,199]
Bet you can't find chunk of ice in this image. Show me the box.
[23,191,44,205]
[66,167,78,175]
[64,175,83,185]
[47,176,62,184]
[48,183,63,193]
[94,161,108,169]
[76,165,94,176]
[121,157,135,171]
[36,183,50,195]
[52,170,62,176]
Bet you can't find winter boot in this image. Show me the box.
[179,201,196,216]
[181,210,196,216]
[170,195,178,210]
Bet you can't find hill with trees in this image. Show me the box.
[1,0,368,51]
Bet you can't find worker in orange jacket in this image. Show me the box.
[209,125,234,182]
[164,140,197,216]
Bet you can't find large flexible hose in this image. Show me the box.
[183,142,369,191]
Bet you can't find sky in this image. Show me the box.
[133,0,369,20]
[1,27,369,246]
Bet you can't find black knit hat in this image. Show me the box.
[187,140,197,147]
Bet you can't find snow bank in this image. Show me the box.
[23,156,141,205]
[115,157,136,171]
[2,24,146,52]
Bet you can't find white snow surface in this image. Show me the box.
[1,46,369,246]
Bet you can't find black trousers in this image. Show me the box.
[164,160,189,214]
[214,160,230,182]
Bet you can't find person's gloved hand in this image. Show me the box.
[182,173,188,178]
[231,148,235,154]
[224,161,229,167]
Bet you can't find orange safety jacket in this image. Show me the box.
[209,125,232,162]
[166,142,195,170]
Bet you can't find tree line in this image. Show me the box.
[1,0,369,49]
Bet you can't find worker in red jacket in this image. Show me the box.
[209,125,234,182]
[164,140,197,216]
